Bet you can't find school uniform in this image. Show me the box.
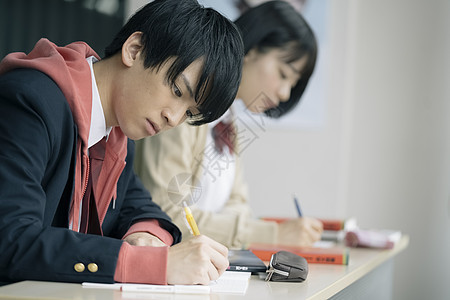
[134,116,278,249]
[0,39,181,285]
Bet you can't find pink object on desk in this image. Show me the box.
[344,229,401,249]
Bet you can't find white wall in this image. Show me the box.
[126,0,450,298]
[242,0,450,299]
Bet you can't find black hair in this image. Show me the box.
[234,0,317,118]
[104,0,244,125]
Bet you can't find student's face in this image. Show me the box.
[111,36,202,140]
[237,48,308,113]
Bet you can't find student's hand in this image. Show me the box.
[123,232,166,247]
[166,235,229,285]
[277,217,323,247]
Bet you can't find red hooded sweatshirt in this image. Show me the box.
[0,39,173,284]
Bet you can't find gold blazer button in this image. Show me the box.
[88,263,99,273]
[74,263,85,272]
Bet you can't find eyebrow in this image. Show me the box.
[181,74,194,99]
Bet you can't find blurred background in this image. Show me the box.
[1,0,449,299]
[0,0,125,58]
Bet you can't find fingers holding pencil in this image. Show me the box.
[167,235,229,285]
[171,203,229,284]
[285,195,323,246]
[277,217,323,246]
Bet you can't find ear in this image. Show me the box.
[122,31,143,67]
[244,48,259,63]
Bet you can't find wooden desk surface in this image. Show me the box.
[0,235,409,300]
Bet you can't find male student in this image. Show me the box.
[0,0,243,286]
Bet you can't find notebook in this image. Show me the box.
[82,271,251,295]
[228,249,268,273]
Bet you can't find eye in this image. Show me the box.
[172,83,182,97]
[279,69,287,79]
[186,107,201,119]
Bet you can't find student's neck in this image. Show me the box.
[93,57,118,128]
[235,88,242,101]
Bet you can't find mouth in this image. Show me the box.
[261,97,279,111]
[264,103,278,111]
[146,119,160,136]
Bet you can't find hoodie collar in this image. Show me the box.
[0,38,100,149]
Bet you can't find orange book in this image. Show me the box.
[248,243,349,265]
[319,219,347,231]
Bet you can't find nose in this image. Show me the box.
[162,105,188,128]
[278,81,291,103]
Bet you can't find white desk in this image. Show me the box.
[0,236,409,300]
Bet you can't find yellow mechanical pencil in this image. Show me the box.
[182,201,200,236]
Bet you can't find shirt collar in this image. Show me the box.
[208,107,234,128]
[86,56,111,147]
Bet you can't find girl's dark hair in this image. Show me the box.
[234,1,317,118]
[104,0,244,125]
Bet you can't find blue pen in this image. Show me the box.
[293,195,303,217]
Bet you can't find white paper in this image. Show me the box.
[82,271,252,295]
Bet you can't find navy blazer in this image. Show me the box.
[0,69,181,285]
